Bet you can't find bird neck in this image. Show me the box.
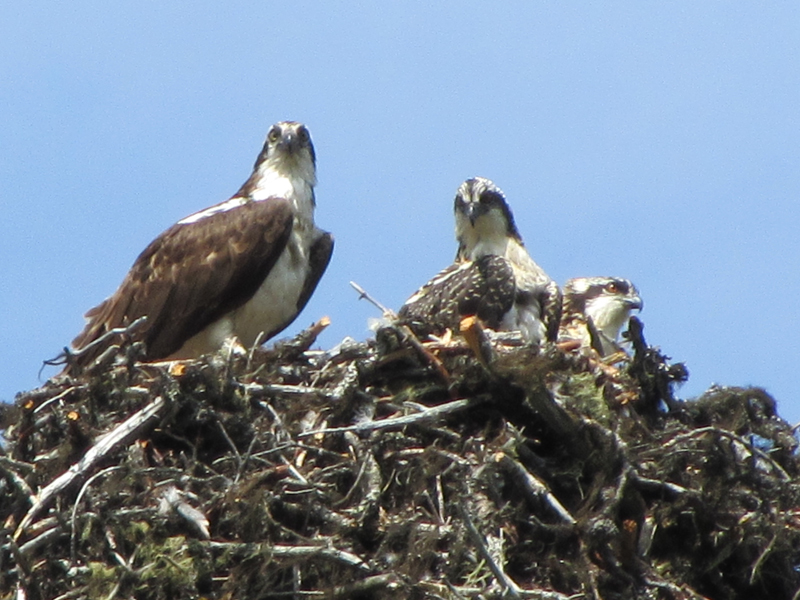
[457,222,518,260]
[248,155,316,227]
[587,297,630,342]
[459,237,508,261]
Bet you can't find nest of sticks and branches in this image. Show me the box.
[1,315,799,600]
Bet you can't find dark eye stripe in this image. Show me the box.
[480,190,504,205]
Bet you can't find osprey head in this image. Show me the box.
[564,276,643,341]
[259,121,315,165]
[239,121,317,200]
[454,177,522,261]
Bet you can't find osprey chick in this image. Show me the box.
[65,121,333,372]
[559,277,642,357]
[399,177,561,344]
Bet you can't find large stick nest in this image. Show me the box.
[1,318,799,600]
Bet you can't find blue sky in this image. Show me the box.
[2,3,798,423]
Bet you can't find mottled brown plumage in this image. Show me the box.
[398,255,516,336]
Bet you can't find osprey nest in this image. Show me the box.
[2,317,800,600]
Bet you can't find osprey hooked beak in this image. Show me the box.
[276,129,302,154]
[463,200,488,226]
[263,121,315,162]
[625,293,644,312]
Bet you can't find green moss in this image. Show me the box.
[85,562,118,599]
[560,372,610,424]
[125,520,152,542]
[133,536,199,597]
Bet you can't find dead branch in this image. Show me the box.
[0,458,37,506]
[48,315,148,369]
[660,426,790,481]
[350,280,395,318]
[13,395,168,542]
[298,398,473,437]
[332,573,401,597]
[270,316,331,360]
[494,453,576,525]
[206,541,369,571]
[70,465,124,562]
[457,499,523,598]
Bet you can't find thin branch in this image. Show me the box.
[32,386,78,414]
[298,398,473,438]
[273,316,332,357]
[332,574,400,598]
[424,582,582,599]
[457,500,522,599]
[234,381,332,399]
[70,465,124,563]
[280,455,309,485]
[397,323,453,385]
[642,577,712,600]
[495,453,576,525]
[206,541,369,571]
[158,486,211,540]
[661,426,790,481]
[629,471,693,499]
[13,524,64,566]
[14,395,168,542]
[351,280,452,384]
[217,419,243,473]
[750,534,777,586]
[46,316,148,368]
[350,280,394,318]
[246,330,268,372]
[0,458,37,506]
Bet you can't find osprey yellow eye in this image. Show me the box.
[268,128,281,143]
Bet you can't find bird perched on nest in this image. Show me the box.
[62,121,333,373]
[398,177,561,345]
[559,277,643,358]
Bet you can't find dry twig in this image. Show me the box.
[13,395,168,542]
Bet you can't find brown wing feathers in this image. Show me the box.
[398,255,516,336]
[70,199,293,366]
[294,233,334,318]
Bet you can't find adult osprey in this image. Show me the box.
[65,121,333,373]
[398,177,561,344]
[559,277,642,357]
